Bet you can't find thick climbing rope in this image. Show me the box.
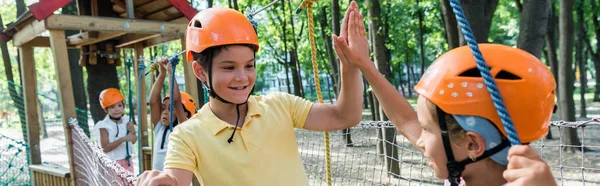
[297,0,332,185]
[448,0,520,145]
[136,56,146,175]
[124,58,134,166]
[168,51,183,132]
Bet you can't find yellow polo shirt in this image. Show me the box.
[164,92,313,186]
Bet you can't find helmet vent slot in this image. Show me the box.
[495,70,521,80]
[458,68,521,80]
[458,68,484,77]
[194,20,202,28]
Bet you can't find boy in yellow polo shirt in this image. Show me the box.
[136,1,366,186]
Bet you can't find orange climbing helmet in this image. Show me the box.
[185,7,260,62]
[162,91,197,116]
[99,88,125,110]
[414,44,556,143]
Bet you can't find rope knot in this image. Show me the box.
[169,54,180,67]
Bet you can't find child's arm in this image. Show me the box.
[136,168,193,186]
[162,60,188,123]
[351,58,422,145]
[503,145,557,186]
[150,61,167,127]
[302,1,363,131]
[99,128,134,152]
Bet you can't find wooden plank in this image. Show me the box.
[45,14,186,35]
[145,7,182,21]
[67,31,127,46]
[181,38,199,108]
[13,18,46,47]
[48,29,77,184]
[133,43,148,148]
[121,0,171,17]
[19,45,41,165]
[169,16,189,23]
[27,36,77,48]
[30,165,70,178]
[143,34,182,48]
[116,33,160,48]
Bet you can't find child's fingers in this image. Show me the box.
[504,178,529,186]
[503,168,532,183]
[358,12,367,38]
[508,145,541,161]
[348,11,356,41]
[507,155,536,170]
[333,35,349,62]
[340,3,354,39]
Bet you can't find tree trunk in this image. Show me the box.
[517,0,550,58]
[417,0,426,77]
[330,0,341,95]
[440,0,459,49]
[207,0,213,8]
[320,7,339,98]
[545,3,559,92]
[86,0,121,123]
[458,0,499,45]
[367,0,399,177]
[589,0,600,102]
[287,0,303,97]
[558,0,581,151]
[63,0,90,136]
[577,0,587,118]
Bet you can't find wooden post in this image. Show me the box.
[181,38,199,107]
[133,43,148,147]
[48,29,77,185]
[19,45,42,165]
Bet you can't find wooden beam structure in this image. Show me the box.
[19,44,42,165]
[143,34,181,48]
[48,29,77,185]
[28,36,77,48]
[13,19,46,47]
[45,14,186,35]
[133,43,149,148]
[116,33,160,48]
[67,31,127,46]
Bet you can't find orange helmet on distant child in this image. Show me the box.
[99,88,124,109]
[162,91,197,116]
[414,44,556,143]
[185,7,259,62]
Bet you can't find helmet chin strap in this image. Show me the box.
[108,114,122,121]
[436,107,510,186]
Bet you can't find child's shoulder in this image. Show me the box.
[254,92,296,103]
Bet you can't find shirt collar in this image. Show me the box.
[203,96,263,136]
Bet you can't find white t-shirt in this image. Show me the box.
[152,121,182,170]
[93,115,135,161]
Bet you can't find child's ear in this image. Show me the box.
[192,61,208,83]
[465,131,486,160]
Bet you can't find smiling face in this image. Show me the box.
[193,45,256,104]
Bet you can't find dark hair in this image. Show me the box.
[191,44,257,69]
